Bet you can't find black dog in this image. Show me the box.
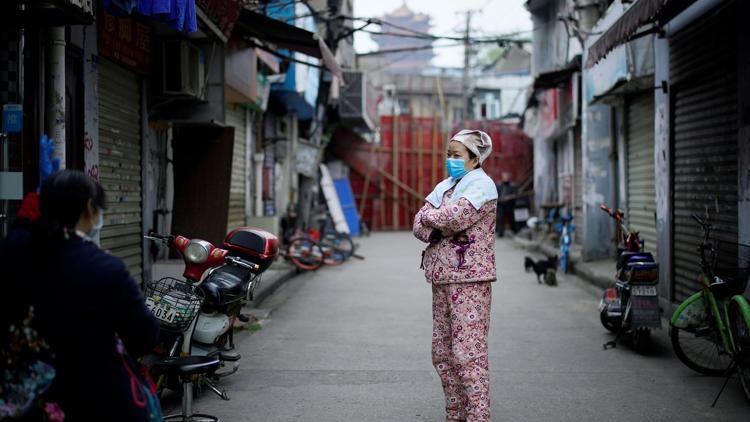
[524,256,558,285]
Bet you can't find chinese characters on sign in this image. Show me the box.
[99,9,152,74]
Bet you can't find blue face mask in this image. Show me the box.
[446,158,468,179]
[87,211,104,240]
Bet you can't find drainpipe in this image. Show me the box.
[47,27,65,168]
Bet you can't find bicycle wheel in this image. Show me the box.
[670,303,732,376]
[729,301,750,403]
[331,232,355,260]
[287,238,324,271]
[319,235,346,266]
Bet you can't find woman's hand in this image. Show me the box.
[429,229,443,243]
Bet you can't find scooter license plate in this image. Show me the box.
[145,297,177,324]
[630,295,662,328]
[631,285,657,296]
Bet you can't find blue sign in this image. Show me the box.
[2,104,22,134]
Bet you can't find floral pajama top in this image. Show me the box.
[413,189,497,284]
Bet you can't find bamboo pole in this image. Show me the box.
[376,167,423,200]
[432,113,439,185]
[358,142,378,218]
[392,115,399,230]
[379,170,386,230]
[417,118,424,199]
[410,121,417,217]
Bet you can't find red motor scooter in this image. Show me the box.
[143,227,278,397]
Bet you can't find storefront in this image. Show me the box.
[225,104,248,232]
[625,93,656,258]
[669,1,738,301]
[97,59,144,282]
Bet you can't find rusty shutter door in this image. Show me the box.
[670,3,737,302]
[626,93,656,258]
[225,105,246,233]
[98,59,143,282]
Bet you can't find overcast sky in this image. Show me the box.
[353,0,532,68]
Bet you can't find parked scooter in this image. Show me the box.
[598,204,661,352]
[143,227,278,396]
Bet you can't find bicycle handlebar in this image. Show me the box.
[691,214,707,227]
[599,203,621,218]
[144,231,174,243]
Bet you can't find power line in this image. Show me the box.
[340,15,530,43]
[360,28,529,44]
[478,0,496,12]
[357,42,465,57]
[244,38,326,69]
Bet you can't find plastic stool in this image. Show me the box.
[152,355,221,422]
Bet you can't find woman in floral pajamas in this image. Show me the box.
[413,129,497,422]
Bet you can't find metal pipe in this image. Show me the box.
[46,27,65,168]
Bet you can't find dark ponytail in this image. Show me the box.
[36,170,106,242]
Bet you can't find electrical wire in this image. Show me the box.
[341,15,530,43]
[357,42,466,57]
[361,28,530,44]
[245,38,326,69]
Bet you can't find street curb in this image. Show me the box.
[571,262,612,290]
[248,266,298,308]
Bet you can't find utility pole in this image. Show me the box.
[461,10,472,124]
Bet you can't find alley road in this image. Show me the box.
[193,233,748,421]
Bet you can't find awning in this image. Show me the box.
[234,9,322,59]
[585,0,698,68]
[533,56,580,90]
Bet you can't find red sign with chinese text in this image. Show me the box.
[99,9,152,74]
[196,0,242,38]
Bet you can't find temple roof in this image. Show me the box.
[385,1,429,21]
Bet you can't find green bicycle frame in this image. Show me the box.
[670,274,750,355]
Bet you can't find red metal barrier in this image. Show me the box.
[330,116,532,231]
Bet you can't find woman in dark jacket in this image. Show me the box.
[0,170,160,421]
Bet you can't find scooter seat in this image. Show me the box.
[617,251,654,270]
[626,262,659,271]
[200,264,250,306]
[151,355,220,377]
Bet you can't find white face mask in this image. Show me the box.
[88,211,104,240]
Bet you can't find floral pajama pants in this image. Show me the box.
[432,282,492,422]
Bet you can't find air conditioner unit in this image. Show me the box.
[340,71,376,131]
[162,40,205,99]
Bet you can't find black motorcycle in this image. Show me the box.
[598,204,661,352]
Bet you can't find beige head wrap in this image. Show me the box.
[450,129,493,164]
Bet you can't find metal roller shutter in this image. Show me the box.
[225,105,246,233]
[626,94,656,258]
[670,3,737,302]
[98,59,143,282]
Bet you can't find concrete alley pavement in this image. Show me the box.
[193,232,748,422]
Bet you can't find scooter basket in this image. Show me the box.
[710,241,750,298]
[143,277,204,332]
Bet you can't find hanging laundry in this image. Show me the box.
[108,0,197,34]
[138,0,172,15]
[184,0,197,33]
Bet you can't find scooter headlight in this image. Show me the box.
[185,240,210,264]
